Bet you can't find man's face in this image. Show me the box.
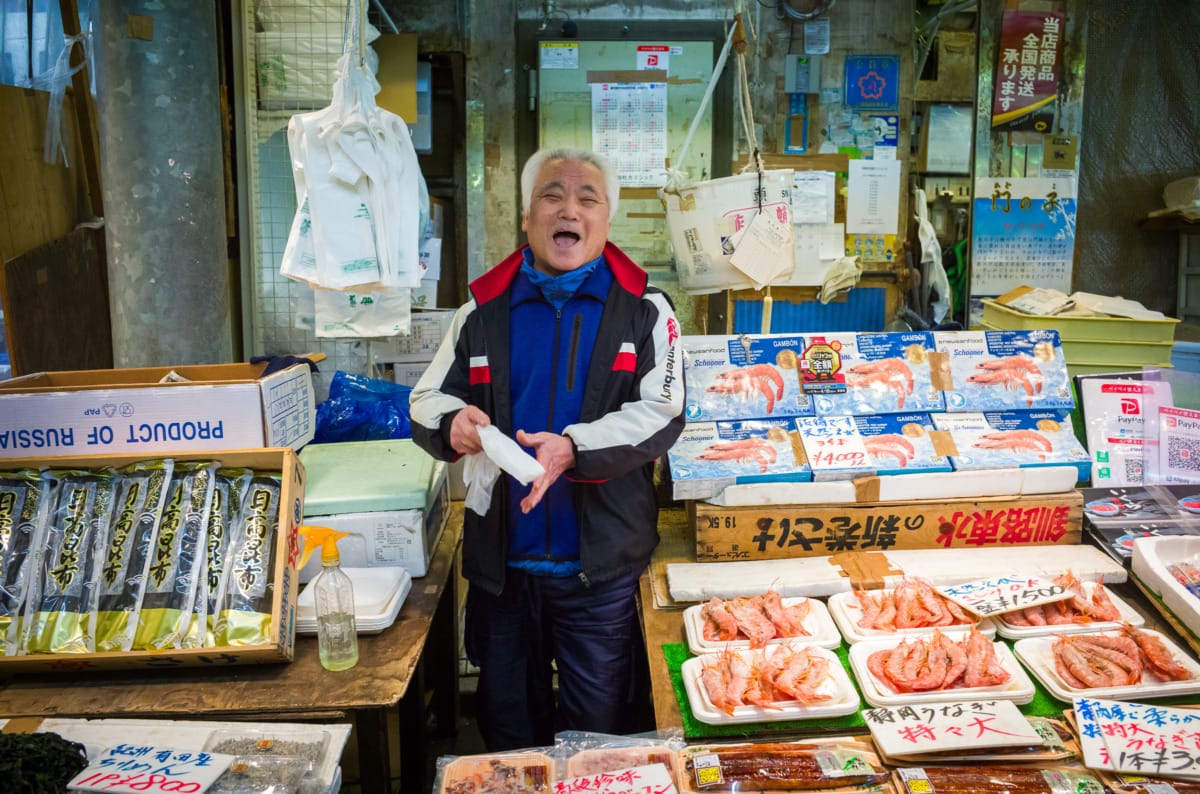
[522,158,612,275]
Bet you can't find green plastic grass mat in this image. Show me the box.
[663,642,1069,740]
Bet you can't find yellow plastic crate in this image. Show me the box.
[979,321,1174,367]
[981,299,1179,343]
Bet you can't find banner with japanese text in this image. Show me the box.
[991,4,1065,132]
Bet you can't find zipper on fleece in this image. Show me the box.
[566,313,582,392]
[544,308,562,559]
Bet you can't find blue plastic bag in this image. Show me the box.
[313,370,413,443]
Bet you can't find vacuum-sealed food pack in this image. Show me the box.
[214,472,282,646]
[94,459,174,652]
[0,469,51,654]
[24,468,117,654]
[132,461,217,650]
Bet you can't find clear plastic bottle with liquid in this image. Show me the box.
[300,526,359,671]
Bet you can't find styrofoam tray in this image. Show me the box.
[1013,629,1200,702]
[848,636,1035,708]
[297,567,411,635]
[994,582,1144,639]
[680,643,860,725]
[683,596,841,654]
[1132,535,1200,639]
[827,589,996,644]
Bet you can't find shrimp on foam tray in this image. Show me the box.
[853,577,974,632]
[1002,570,1121,627]
[1051,625,1193,688]
[866,626,1010,693]
[699,644,833,715]
[701,591,812,647]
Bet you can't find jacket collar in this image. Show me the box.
[470,241,648,306]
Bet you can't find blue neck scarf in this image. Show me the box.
[520,254,601,310]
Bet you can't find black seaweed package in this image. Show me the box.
[24,468,117,654]
[94,459,175,652]
[214,473,282,647]
[0,469,52,655]
[185,467,253,648]
[132,461,216,650]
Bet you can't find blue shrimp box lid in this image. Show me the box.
[300,439,442,515]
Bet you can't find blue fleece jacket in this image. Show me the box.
[506,249,612,576]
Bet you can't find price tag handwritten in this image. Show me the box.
[68,745,234,793]
[863,700,1042,758]
[936,574,1073,616]
[1074,697,1200,781]
[552,763,677,794]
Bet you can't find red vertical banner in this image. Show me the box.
[991,4,1065,132]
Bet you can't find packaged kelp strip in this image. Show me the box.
[94,459,175,652]
[0,469,53,655]
[214,472,282,647]
[24,469,118,654]
[132,461,217,651]
[186,467,253,649]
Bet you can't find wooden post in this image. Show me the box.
[58,0,103,219]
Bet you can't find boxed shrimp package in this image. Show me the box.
[801,331,947,416]
[681,335,813,422]
[853,413,954,476]
[935,329,1074,412]
[667,418,811,501]
[931,410,1090,481]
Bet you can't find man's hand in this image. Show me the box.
[516,430,575,513]
[450,405,491,455]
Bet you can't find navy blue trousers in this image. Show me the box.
[464,567,648,751]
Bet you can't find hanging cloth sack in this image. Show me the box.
[658,14,795,296]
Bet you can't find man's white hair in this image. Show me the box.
[520,147,621,221]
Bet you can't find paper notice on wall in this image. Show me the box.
[729,211,795,288]
[971,176,1077,301]
[846,159,900,234]
[636,44,670,73]
[592,82,668,187]
[785,223,844,287]
[791,171,836,224]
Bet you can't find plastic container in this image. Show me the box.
[980,299,1179,343]
[296,567,410,635]
[682,596,841,654]
[1012,629,1200,701]
[680,643,860,725]
[848,637,1035,708]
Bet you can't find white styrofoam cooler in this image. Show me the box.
[299,439,449,581]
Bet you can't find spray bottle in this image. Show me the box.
[298,526,358,671]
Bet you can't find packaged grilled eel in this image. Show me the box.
[214,472,282,647]
[0,469,52,655]
[186,467,252,648]
[892,766,1104,794]
[677,739,891,793]
[132,461,216,650]
[94,459,175,652]
[1096,770,1200,793]
[24,468,118,654]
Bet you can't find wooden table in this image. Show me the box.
[0,510,463,794]
[638,506,1194,732]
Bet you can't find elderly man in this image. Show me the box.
[409,147,684,749]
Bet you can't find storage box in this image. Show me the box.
[298,440,448,579]
[980,321,1174,368]
[981,299,1180,343]
[0,362,316,459]
[691,490,1082,562]
[0,448,303,672]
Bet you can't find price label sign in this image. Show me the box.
[936,574,1074,616]
[68,745,234,793]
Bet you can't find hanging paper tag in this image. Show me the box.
[728,211,795,289]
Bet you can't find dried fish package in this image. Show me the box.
[25,469,118,654]
[187,467,253,648]
[214,473,282,646]
[94,459,174,652]
[0,469,52,655]
[132,461,217,650]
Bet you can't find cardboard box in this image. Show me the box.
[691,490,1083,562]
[298,462,449,580]
[0,362,315,459]
[0,447,303,672]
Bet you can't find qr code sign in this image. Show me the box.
[1168,436,1200,472]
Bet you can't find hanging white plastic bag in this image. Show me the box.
[914,188,951,323]
[280,0,428,293]
[312,284,412,338]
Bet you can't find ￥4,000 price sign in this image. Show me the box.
[936,574,1074,618]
